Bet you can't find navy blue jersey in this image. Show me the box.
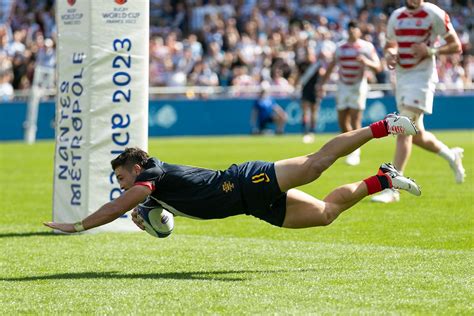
[135,158,287,226]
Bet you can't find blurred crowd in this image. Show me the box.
[1,0,473,101]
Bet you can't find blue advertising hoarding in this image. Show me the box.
[1,95,473,141]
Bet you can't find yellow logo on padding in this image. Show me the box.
[251,173,270,183]
[222,181,234,193]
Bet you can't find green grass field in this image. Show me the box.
[1,131,473,314]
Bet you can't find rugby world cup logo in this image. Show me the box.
[67,0,76,6]
[115,0,127,4]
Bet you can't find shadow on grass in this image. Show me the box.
[0,231,58,238]
[0,269,313,282]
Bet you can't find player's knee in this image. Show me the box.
[397,134,412,145]
[320,207,337,226]
[412,131,424,144]
[399,107,424,131]
[311,152,336,171]
[306,154,334,179]
[318,214,332,226]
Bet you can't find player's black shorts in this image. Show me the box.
[237,161,287,227]
[302,86,317,103]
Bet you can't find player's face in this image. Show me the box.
[349,26,361,40]
[405,0,422,10]
[114,165,140,191]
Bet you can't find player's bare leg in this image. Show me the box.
[282,162,421,228]
[301,101,314,143]
[345,108,363,166]
[349,108,363,130]
[396,107,465,183]
[282,183,368,228]
[338,109,352,132]
[413,131,466,183]
[413,130,444,152]
[393,105,422,172]
[309,101,320,133]
[394,134,413,172]
[276,127,374,191]
[275,114,417,191]
[373,134,412,203]
[301,101,313,133]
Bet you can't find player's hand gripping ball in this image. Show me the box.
[136,204,174,238]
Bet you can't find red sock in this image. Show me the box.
[363,174,392,195]
[370,120,388,138]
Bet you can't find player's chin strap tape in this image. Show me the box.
[74,221,85,232]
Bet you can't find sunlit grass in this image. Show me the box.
[0,131,472,314]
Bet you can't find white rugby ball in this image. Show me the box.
[136,205,174,238]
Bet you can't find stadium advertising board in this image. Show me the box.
[53,0,149,232]
[1,95,473,141]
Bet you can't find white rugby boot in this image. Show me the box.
[302,133,315,144]
[385,113,418,136]
[449,147,466,183]
[378,162,421,196]
[345,148,361,166]
[371,188,400,203]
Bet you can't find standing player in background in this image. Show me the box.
[372,0,466,203]
[298,59,322,144]
[317,20,382,166]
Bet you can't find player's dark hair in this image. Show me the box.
[347,20,358,29]
[110,147,149,170]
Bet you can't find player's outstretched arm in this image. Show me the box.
[43,185,151,233]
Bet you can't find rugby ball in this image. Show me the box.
[136,205,174,238]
